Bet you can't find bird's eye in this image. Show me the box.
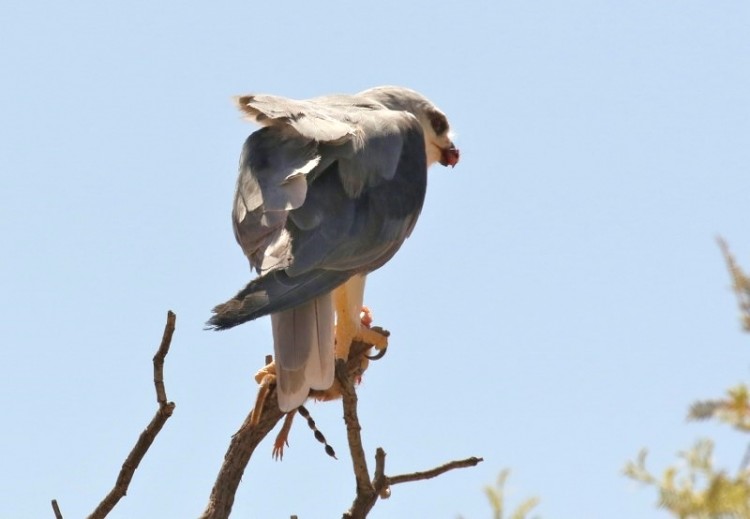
[428,111,448,136]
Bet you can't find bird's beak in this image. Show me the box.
[439,143,460,168]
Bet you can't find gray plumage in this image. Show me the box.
[209,86,459,411]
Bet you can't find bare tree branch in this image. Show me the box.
[339,341,483,519]
[198,333,480,519]
[53,304,480,519]
[152,311,176,405]
[372,448,389,499]
[337,358,374,494]
[343,447,483,519]
[51,499,63,519]
[85,311,177,519]
[199,369,285,519]
[200,341,372,519]
[387,456,484,486]
[338,355,379,519]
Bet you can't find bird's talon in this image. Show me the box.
[365,345,388,361]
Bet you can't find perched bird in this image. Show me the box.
[208,86,459,412]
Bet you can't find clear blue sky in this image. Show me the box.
[2,1,749,518]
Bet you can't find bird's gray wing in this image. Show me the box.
[285,108,427,275]
[208,103,427,329]
[230,126,321,274]
[234,94,370,143]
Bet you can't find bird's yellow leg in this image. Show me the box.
[250,364,276,426]
[333,286,389,362]
[333,285,357,360]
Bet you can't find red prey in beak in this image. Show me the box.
[439,143,460,167]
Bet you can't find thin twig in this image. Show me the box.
[153,311,176,405]
[51,499,63,519]
[86,311,177,519]
[387,456,484,486]
[372,448,389,499]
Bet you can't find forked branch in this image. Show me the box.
[338,342,483,519]
[51,310,178,519]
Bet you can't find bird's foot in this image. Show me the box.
[254,359,276,384]
[360,307,389,361]
[335,306,389,361]
[250,361,276,426]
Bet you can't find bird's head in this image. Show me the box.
[419,107,460,168]
[358,86,460,168]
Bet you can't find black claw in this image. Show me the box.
[365,345,388,361]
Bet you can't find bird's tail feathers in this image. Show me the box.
[272,295,335,412]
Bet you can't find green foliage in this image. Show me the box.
[624,240,750,518]
[483,469,540,519]
[624,440,750,518]
[461,469,540,519]
[689,385,750,433]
